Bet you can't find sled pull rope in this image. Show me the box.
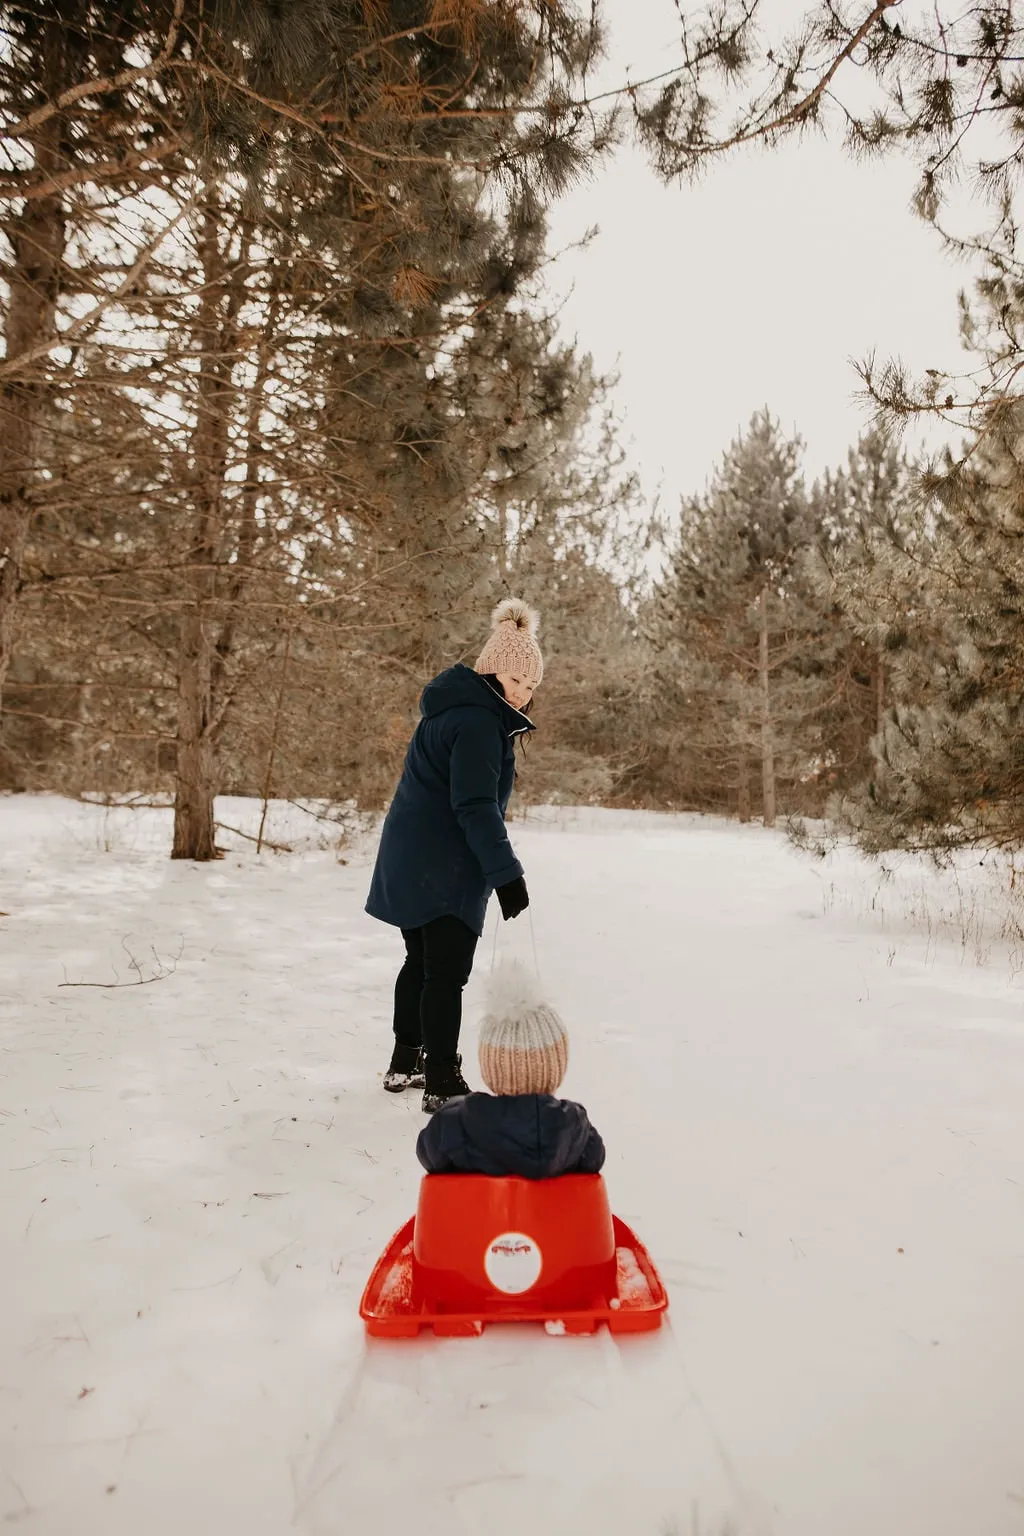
[528,904,541,983]
[488,903,542,982]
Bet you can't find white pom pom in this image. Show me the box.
[491,597,539,636]
[484,959,546,1022]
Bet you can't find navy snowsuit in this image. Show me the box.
[416,1092,606,1180]
[365,665,533,937]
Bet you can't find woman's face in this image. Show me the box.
[496,672,536,712]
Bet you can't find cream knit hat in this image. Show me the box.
[478,962,568,1096]
[474,598,544,687]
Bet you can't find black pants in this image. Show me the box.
[394,916,479,1064]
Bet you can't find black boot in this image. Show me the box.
[382,1041,425,1093]
[421,1054,470,1114]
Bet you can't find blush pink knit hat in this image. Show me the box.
[478,962,568,1096]
[474,598,544,687]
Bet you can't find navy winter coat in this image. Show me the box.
[416,1092,606,1180]
[365,665,534,937]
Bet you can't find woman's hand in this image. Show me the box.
[496,876,529,921]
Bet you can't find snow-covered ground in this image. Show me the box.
[3,795,1024,1536]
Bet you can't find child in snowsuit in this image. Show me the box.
[415,985,605,1179]
[366,598,543,1113]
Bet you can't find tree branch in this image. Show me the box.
[0,136,183,202]
[2,0,186,141]
[0,193,198,380]
[59,938,184,989]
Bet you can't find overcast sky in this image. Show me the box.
[542,0,975,508]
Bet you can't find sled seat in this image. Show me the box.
[359,1174,668,1338]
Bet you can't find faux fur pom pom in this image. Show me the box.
[491,597,539,636]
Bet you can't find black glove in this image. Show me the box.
[496,875,529,921]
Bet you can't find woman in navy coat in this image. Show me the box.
[366,599,543,1112]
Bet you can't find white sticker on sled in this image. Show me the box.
[484,1231,542,1294]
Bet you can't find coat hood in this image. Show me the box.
[457,1093,592,1179]
[420,664,535,737]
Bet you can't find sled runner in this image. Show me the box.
[359,1173,668,1337]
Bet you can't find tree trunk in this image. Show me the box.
[171,199,236,861]
[737,752,752,823]
[71,678,95,788]
[256,623,294,854]
[210,275,270,745]
[172,606,218,859]
[0,22,66,699]
[758,586,776,828]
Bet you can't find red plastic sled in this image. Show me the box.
[359,1174,668,1337]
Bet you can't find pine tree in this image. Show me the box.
[3,191,637,824]
[489,330,644,805]
[804,428,922,802]
[646,411,826,824]
[0,2,188,723]
[798,268,1024,853]
[829,410,1024,853]
[1,0,610,854]
[627,1,1024,432]
[631,1,1020,249]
